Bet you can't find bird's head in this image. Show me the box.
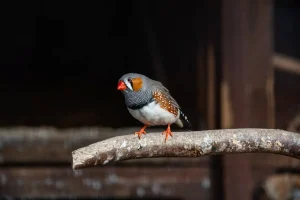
[117,73,145,93]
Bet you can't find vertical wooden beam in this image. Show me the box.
[205,1,224,200]
[220,1,274,200]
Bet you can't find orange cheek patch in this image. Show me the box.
[132,77,143,91]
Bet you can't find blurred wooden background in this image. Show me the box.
[1,0,300,199]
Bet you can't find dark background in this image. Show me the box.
[0,0,299,128]
[0,0,208,128]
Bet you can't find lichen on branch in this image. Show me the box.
[72,128,300,170]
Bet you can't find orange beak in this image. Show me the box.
[117,81,127,91]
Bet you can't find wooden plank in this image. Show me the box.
[0,126,209,166]
[251,168,300,199]
[273,53,300,75]
[220,1,274,200]
[0,166,210,199]
[251,154,300,168]
[0,126,116,164]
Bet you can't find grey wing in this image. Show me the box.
[151,80,181,109]
[151,79,192,130]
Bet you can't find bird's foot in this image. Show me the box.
[135,125,147,139]
[162,124,173,143]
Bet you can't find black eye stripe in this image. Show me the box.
[127,78,133,89]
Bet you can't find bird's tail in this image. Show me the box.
[176,110,192,130]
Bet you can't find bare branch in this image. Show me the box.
[72,129,300,170]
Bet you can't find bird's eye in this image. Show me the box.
[128,78,132,83]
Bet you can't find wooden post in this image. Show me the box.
[220,0,274,200]
[205,1,225,200]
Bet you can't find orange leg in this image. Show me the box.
[135,125,147,139]
[162,124,173,143]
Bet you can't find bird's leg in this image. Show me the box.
[162,124,173,142]
[135,125,148,139]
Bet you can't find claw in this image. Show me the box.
[135,125,147,139]
[162,124,173,143]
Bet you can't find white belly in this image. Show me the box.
[128,101,179,126]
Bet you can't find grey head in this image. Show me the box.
[117,73,156,109]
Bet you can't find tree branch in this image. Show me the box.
[72,128,300,170]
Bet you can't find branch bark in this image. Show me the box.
[72,129,300,170]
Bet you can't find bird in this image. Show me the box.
[117,73,192,142]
